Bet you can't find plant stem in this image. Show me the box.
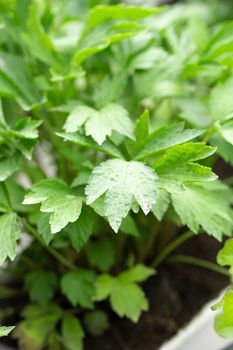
[21,218,75,270]
[151,231,194,268]
[168,254,229,276]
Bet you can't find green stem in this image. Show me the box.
[151,231,194,268]
[21,218,75,270]
[168,254,229,276]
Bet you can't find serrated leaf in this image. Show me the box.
[110,281,148,322]
[62,316,84,350]
[61,269,96,308]
[85,159,157,232]
[94,74,126,109]
[0,213,20,265]
[154,142,217,192]
[171,183,233,240]
[63,103,134,145]
[94,265,154,322]
[25,270,57,307]
[136,122,203,160]
[37,213,54,245]
[23,179,82,233]
[0,326,15,337]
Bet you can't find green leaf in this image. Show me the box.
[87,239,114,272]
[136,122,203,160]
[25,270,57,307]
[134,109,149,149]
[218,119,233,145]
[14,304,62,350]
[57,132,122,158]
[152,188,170,221]
[0,213,20,265]
[23,179,82,233]
[118,264,155,283]
[0,326,15,337]
[63,103,134,145]
[213,288,233,338]
[171,183,233,240]
[217,239,233,267]
[22,5,60,66]
[154,142,217,192]
[211,134,233,166]
[61,269,96,308]
[0,183,11,212]
[68,208,94,252]
[0,154,19,181]
[10,118,42,140]
[94,74,126,109]
[84,310,109,336]
[62,316,84,350]
[85,159,157,232]
[0,53,40,110]
[87,5,159,29]
[209,77,233,121]
[94,265,154,322]
[110,281,148,322]
[37,213,54,245]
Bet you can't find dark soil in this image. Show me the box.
[85,234,227,350]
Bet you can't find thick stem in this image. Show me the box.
[168,254,229,276]
[151,231,194,268]
[21,218,75,270]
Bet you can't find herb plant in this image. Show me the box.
[0,0,233,348]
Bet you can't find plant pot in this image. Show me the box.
[160,292,233,350]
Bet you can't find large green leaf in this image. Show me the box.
[85,159,157,232]
[62,316,84,350]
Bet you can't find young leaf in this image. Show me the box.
[0,213,20,265]
[23,179,82,234]
[61,269,96,308]
[0,326,15,337]
[171,183,233,240]
[62,316,84,350]
[136,122,203,160]
[63,103,134,145]
[209,77,233,121]
[10,118,42,140]
[85,159,157,232]
[118,264,155,283]
[218,119,233,146]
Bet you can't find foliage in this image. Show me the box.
[0,0,232,348]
